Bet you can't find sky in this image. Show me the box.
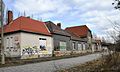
[3,0,120,42]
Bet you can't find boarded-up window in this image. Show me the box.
[10,37,13,48]
[6,38,9,49]
[60,41,66,51]
[14,36,19,41]
[83,43,86,50]
[72,42,75,50]
[78,44,82,51]
[39,38,47,50]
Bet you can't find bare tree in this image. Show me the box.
[112,0,120,9]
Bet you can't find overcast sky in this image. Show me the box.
[3,0,120,41]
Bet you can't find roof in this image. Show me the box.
[65,25,91,38]
[1,16,51,36]
[45,21,70,36]
[65,30,81,41]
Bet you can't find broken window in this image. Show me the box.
[39,38,47,50]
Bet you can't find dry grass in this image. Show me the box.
[57,52,120,72]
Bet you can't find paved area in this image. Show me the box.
[0,53,101,72]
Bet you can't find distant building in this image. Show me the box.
[65,25,93,52]
[65,25,103,52]
[45,21,89,56]
[45,21,71,56]
[66,30,87,54]
[92,39,102,52]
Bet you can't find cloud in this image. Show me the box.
[4,0,120,42]
[13,0,71,18]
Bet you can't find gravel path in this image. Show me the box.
[0,53,101,72]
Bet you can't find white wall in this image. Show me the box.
[20,32,53,58]
[4,33,21,57]
[3,32,53,58]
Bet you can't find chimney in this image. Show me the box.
[57,23,61,28]
[8,10,13,24]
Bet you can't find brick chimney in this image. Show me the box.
[8,10,13,24]
[57,23,61,28]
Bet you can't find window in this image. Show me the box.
[6,38,9,49]
[78,43,82,51]
[72,42,75,50]
[60,41,66,51]
[39,38,47,50]
[39,38,46,40]
[14,36,19,41]
[83,43,86,50]
[10,37,13,48]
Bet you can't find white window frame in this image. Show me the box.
[39,38,47,51]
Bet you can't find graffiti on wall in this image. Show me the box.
[21,38,51,59]
[21,46,39,59]
[22,46,38,56]
[21,45,52,59]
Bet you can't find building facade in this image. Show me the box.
[45,21,72,56]
[2,11,53,59]
[66,30,87,54]
[65,25,102,52]
[0,10,103,59]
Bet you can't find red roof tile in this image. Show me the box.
[65,25,90,38]
[2,16,51,36]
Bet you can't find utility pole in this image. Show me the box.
[0,0,5,64]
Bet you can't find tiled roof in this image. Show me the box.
[2,16,51,36]
[65,25,91,38]
[66,30,80,40]
[45,21,70,36]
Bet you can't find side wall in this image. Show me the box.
[20,32,53,59]
[4,33,21,57]
[87,31,92,52]
[53,34,71,51]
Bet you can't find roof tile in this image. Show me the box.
[2,16,51,36]
[65,25,90,38]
